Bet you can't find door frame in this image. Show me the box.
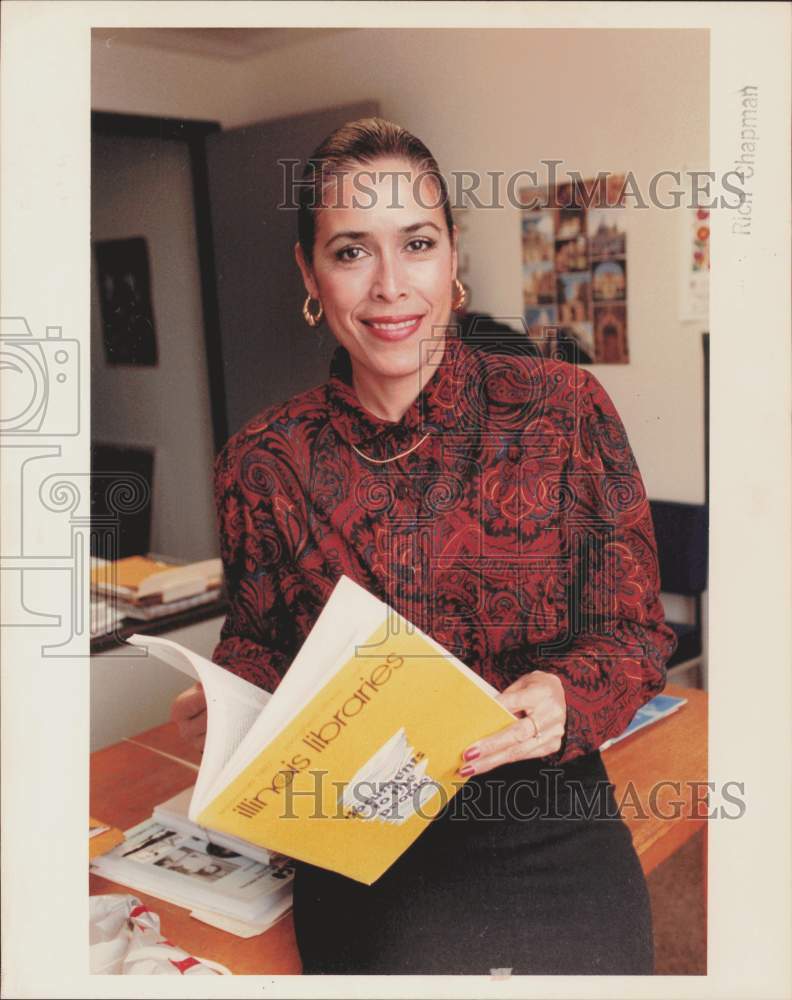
[92,111,228,451]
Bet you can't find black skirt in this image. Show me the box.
[292,749,654,975]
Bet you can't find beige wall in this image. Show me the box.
[91,133,218,561]
[93,27,709,504]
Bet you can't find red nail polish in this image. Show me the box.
[458,765,475,778]
[463,747,480,762]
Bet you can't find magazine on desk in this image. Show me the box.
[599,693,688,750]
[123,575,515,885]
[152,786,272,865]
[90,817,294,926]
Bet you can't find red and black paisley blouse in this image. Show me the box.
[212,331,676,765]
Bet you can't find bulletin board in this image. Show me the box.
[519,175,629,363]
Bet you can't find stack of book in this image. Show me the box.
[89,596,127,639]
[90,555,223,623]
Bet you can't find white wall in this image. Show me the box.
[90,615,224,750]
[93,27,709,504]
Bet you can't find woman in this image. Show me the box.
[173,118,676,975]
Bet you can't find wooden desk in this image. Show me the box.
[90,683,706,974]
[604,684,708,875]
[89,739,300,974]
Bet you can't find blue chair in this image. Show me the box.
[649,500,709,688]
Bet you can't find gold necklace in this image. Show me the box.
[350,433,430,464]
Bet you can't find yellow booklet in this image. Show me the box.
[128,577,514,884]
[89,816,125,859]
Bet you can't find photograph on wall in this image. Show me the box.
[592,259,627,302]
[557,271,590,322]
[589,207,627,258]
[94,236,158,366]
[519,175,629,363]
[522,261,556,306]
[593,303,628,363]
[523,305,558,329]
[521,211,554,265]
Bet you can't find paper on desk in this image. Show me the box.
[90,598,126,639]
[189,895,292,939]
[102,883,291,939]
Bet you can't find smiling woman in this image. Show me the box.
[293,128,460,421]
[171,117,676,975]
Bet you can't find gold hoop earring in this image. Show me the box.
[452,278,468,312]
[302,295,323,328]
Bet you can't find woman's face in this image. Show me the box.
[295,156,457,390]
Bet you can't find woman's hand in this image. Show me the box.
[458,671,566,777]
[170,682,207,751]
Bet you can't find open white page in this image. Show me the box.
[126,633,270,815]
[203,576,388,802]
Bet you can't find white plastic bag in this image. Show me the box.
[89,894,230,975]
